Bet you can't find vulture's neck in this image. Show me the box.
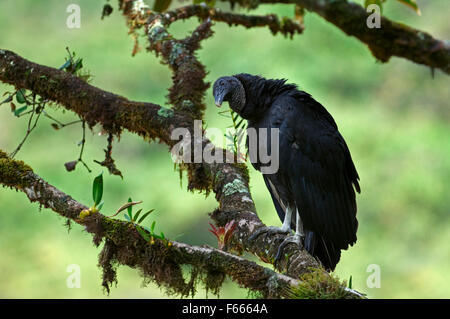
[233,73,297,120]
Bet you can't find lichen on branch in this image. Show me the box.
[0,48,335,285]
[1,149,334,298]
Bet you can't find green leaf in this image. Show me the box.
[160,232,165,240]
[137,209,154,224]
[73,58,83,72]
[92,172,103,206]
[236,118,244,129]
[124,213,131,222]
[59,59,71,70]
[16,89,27,104]
[142,225,152,233]
[348,275,353,289]
[153,0,172,12]
[151,221,156,233]
[127,197,133,220]
[396,0,421,15]
[136,225,151,241]
[97,201,104,211]
[110,200,142,217]
[364,0,384,13]
[133,209,143,222]
[14,105,28,117]
[0,95,12,106]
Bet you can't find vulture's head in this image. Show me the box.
[213,76,246,115]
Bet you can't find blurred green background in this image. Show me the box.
[0,0,449,299]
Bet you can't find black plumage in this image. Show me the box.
[213,73,360,271]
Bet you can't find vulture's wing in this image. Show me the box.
[275,93,360,250]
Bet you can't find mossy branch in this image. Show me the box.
[119,2,213,118]
[0,49,331,282]
[221,0,450,74]
[1,0,441,298]
[1,149,330,298]
[113,1,325,279]
[151,4,304,38]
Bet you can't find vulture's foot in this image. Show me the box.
[249,226,291,241]
[274,233,304,263]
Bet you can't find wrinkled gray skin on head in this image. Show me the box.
[212,76,246,114]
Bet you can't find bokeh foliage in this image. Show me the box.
[0,0,449,298]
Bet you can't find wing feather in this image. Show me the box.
[275,95,359,249]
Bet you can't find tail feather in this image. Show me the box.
[305,231,341,271]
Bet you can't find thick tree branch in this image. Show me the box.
[157,4,303,38]
[2,0,440,298]
[0,149,310,298]
[118,3,303,117]
[145,14,213,118]
[223,0,450,74]
[0,49,191,144]
[119,2,214,118]
[115,1,331,279]
[0,49,323,281]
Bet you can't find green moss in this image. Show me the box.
[223,179,249,197]
[0,151,33,188]
[101,217,131,245]
[247,289,264,299]
[289,268,357,299]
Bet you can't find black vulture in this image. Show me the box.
[213,73,360,271]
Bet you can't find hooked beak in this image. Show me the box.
[214,86,228,108]
[214,94,224,107]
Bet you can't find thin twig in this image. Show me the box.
[77,118,91,173]
[15,109,35,118]
[10,95,42,158]
[0,48,326,282]
[43,110,82,128]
